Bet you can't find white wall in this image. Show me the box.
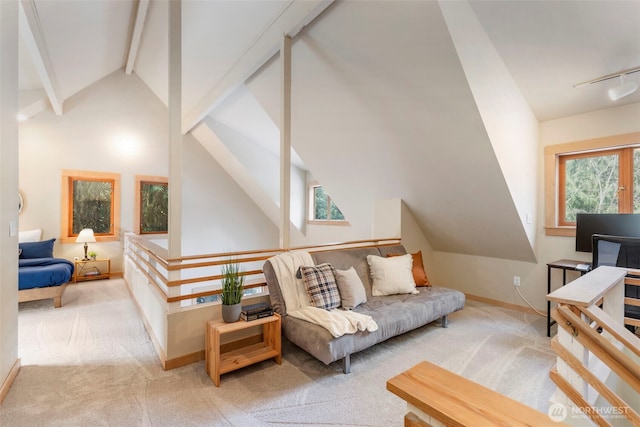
[434,102,640,311]
[440,0,539,250]
[19,70,168,272]
[0,0,19,399]
[18,69,279,269]
[180,133,278,255]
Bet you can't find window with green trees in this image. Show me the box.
[310,185,345,222]
[61,170,121,243]
[72,179,114,235]
[140,181,168,234]
[559,147,639,225]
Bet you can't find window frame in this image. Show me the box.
[60,170,121,244]
[544,132,640,236]
[134,175,168,235]
[307,184,349,225]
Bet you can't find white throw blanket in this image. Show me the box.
[289,306,378,338]
[268,251,314,311]
[268,251,378,338]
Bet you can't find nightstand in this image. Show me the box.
[205,313,281,386]
[73,258,111,283]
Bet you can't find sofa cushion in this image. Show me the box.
[388,250,430,286]
[300,263,341,310]
[335,267,367,309]
[311,247,382,299]
[281,286,466,365]
[367,254,417,296]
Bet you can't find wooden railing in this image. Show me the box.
[387,266,639,427]
[124,233,401,307]
[547,266,640,427]
[387,361,567,427]
[123,233,403,369]
[624,271,640,329]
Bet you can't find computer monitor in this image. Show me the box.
[575,213,640,252]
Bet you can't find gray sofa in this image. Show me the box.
[262,244,465,373]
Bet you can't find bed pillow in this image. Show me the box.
[387,251,430,286]
[367,254,417,296]
[19,238,55,259]
[335,267,367,309]
[18,229,42,243]
[299,263,341,310]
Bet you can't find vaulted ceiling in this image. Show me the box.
[16,0,640,261]
[19,0,640,124]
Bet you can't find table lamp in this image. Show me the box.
[76,228,96,261]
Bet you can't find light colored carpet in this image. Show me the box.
[1,279,556,426]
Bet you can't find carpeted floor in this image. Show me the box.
[1,279,556,426]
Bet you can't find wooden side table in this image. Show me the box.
[73,258,111,283]
[205,313,281,386]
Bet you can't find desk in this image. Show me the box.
[547,259,588,337]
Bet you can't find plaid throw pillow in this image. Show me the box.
[299,263,340,310]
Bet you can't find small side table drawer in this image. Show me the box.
[205,313,281,386]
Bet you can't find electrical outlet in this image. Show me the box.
[513,276,521,287]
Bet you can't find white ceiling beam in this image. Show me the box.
[125,0,149,75]
[19,0,63,116]
[181,0,334,134]
[18,97,47,121]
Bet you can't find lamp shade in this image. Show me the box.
[75,228,96,243]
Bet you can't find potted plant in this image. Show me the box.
[220,259,244,322]
[88,251,97,260]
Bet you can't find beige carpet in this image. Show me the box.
[1,279,556,426]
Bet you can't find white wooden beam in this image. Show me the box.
[280,35,292,249]
[181,0,334,134]
[125,0,150,75]
[168,0,182,262]
[17,97,47,121]
[18,0,63,115]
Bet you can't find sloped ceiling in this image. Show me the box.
[17,0,640,262]
[246,0,536,261]
[470,0,640,122]
[18,1,640,121]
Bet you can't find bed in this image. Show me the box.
[18,233,74,308]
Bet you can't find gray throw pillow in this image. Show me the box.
[335,267,367,310]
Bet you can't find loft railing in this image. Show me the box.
[387,266,639,427]
[124,233,401,309]
[547,266,640,426]
[124,233,403,369]
[624,273,640,330]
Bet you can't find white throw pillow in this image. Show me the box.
[335,267,367,309]
[367,254,417,296]
[18,229,42,243]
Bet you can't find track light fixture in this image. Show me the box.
[574,66,640,101]
[608,75,638,101]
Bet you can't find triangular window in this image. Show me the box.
[309,185,346,222]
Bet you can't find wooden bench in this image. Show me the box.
[387,361,567,427]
